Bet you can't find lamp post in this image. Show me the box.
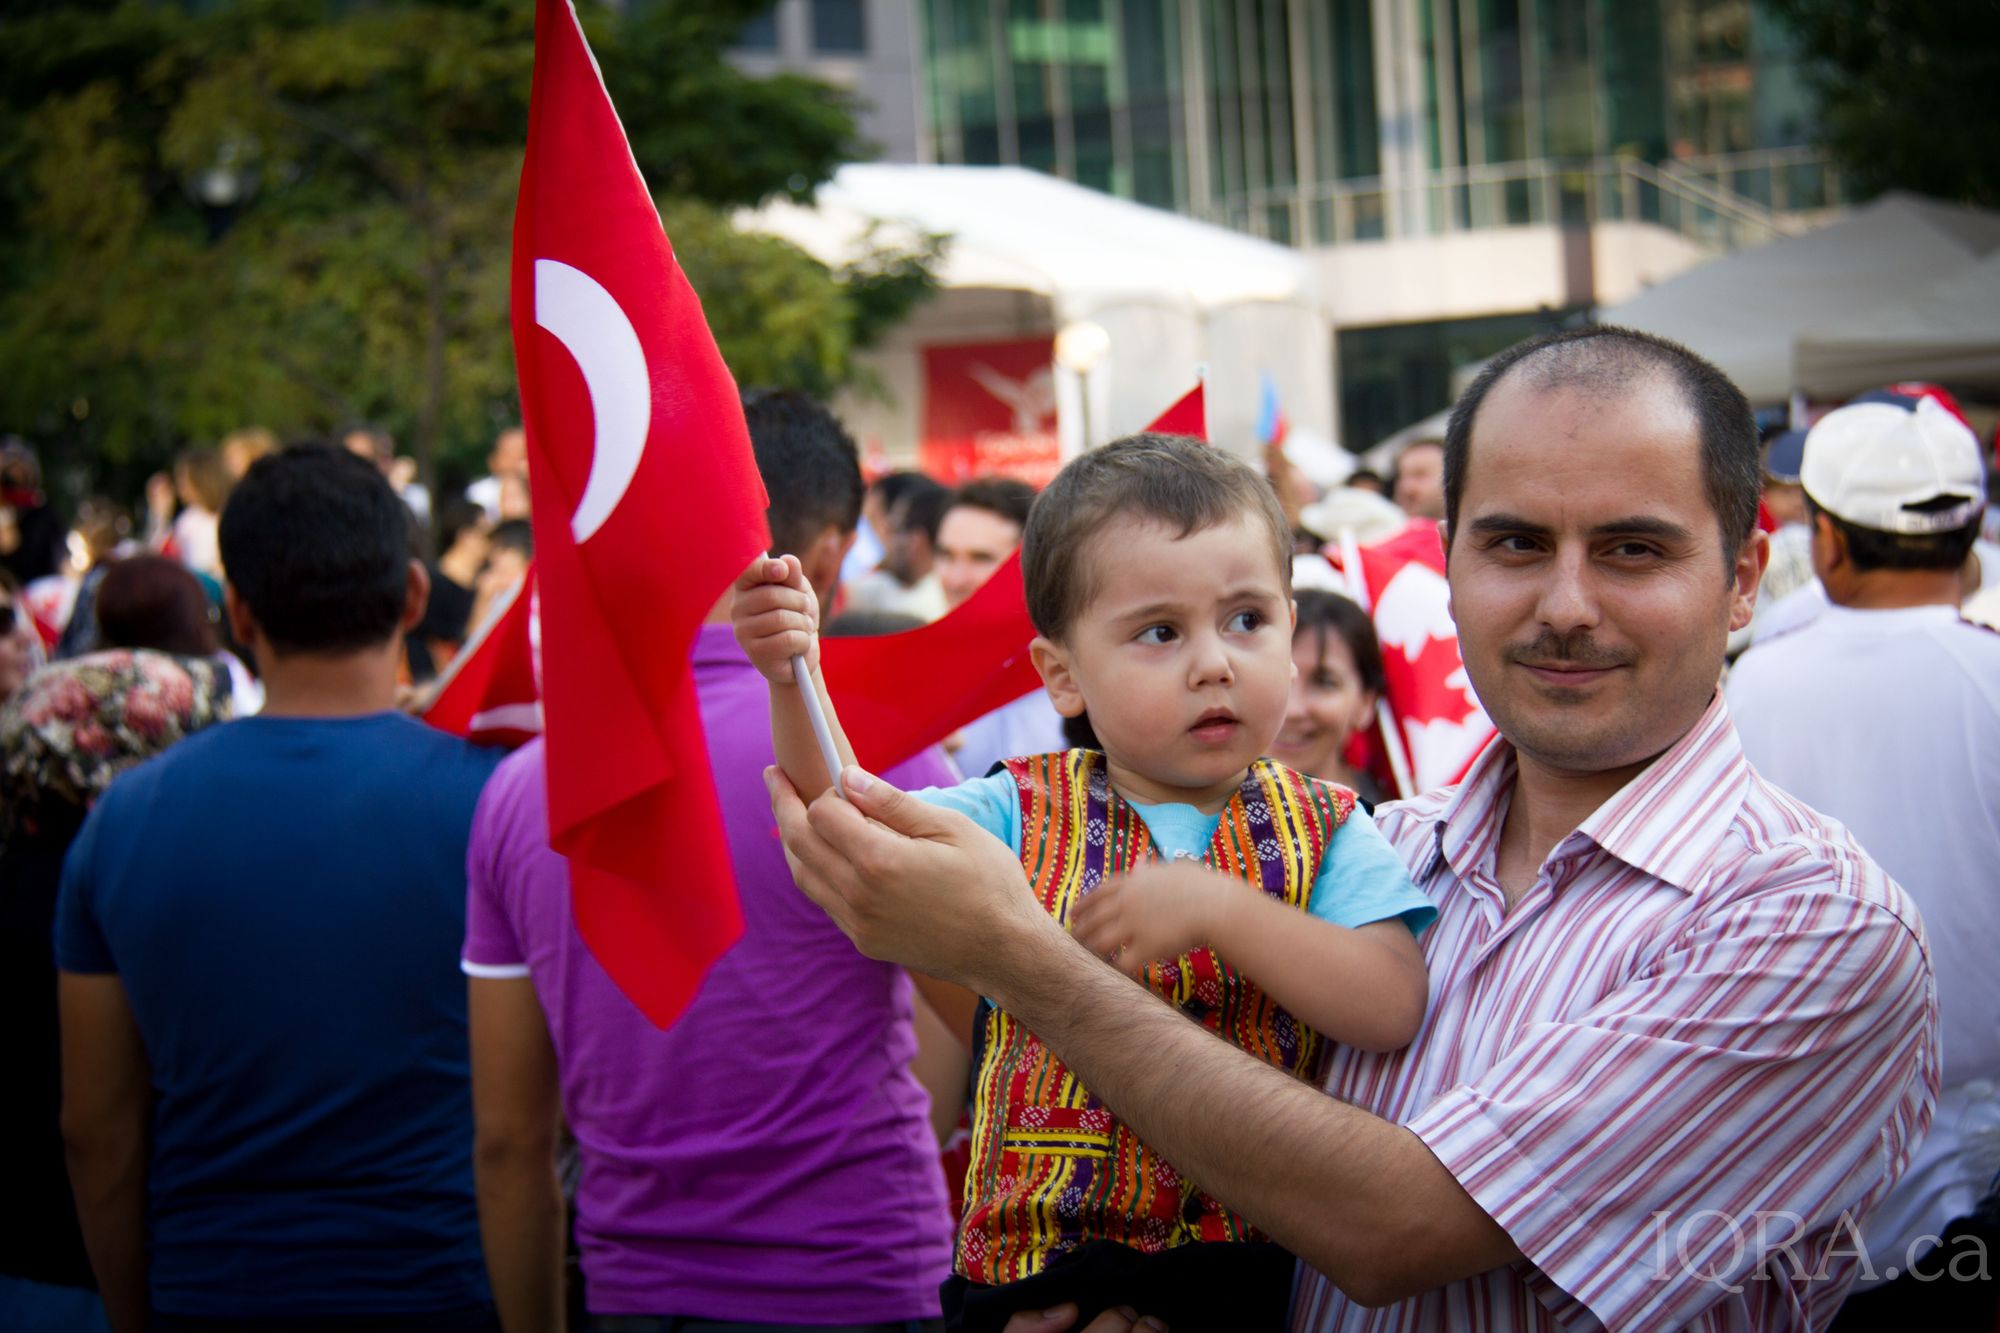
[1054,319,1111,454]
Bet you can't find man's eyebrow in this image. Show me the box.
[1465,513,1551,538]
[1464,513,1694,542]
[1588,516,1694,542]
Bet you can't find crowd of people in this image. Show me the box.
[0,325,1994,1333]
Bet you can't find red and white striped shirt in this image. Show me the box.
[1296,694,1938,1332]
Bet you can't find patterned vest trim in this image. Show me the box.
[955,750,1356,1285]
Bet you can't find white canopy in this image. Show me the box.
[743,163,1332,449]
[1793,250,2000,397]
[1601,193,2000,403]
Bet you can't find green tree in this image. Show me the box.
[1763,0,2000,208]
[0,0,938,505]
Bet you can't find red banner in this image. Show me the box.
[920,337,1062,487]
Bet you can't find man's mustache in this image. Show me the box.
[1506,630,1634,670]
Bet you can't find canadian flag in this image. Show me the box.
[1342,520,1497,796]
[509,0,771,1026]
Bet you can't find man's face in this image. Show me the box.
[490,428,527,478]
[1394,442,1446,519]
[1446,372,1762,779]
[936,505,1023,609]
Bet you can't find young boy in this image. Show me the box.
[734,434,1434,1330]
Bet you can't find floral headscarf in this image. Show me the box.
[0,649,232,841]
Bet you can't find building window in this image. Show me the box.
[735,5,780,51]
[812,0,867,53]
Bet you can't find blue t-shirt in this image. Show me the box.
[55,713,502,1317]
[915,768,1435,935]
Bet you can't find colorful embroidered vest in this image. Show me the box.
[955,750,1356,1285]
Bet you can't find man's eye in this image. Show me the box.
[1137,625,1176,645]
[1609,541,1659,559]
[1225,610,1264,633]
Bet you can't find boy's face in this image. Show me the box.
[1031,512,1295,812]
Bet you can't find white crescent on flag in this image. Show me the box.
[533,257,651,544]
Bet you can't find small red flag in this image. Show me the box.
[817,384,1207,771]
[421,570,542,749]
[819,550,1042,772]
[1147,382,1206,439]
[512,0,771,1026]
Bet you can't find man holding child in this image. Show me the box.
[758,327,1938,1331]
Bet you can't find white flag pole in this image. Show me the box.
[791,652,848,802]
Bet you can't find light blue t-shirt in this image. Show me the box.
[914,769,1435,935]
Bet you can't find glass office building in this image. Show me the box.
[918,1,1827,444]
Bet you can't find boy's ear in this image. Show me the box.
[1029,635,1087,718]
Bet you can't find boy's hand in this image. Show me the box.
[731,553,819,685]
[1071,860,1241,978]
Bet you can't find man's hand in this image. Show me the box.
[767,763,1058,990]
[731,553,818,685]
[1071,861,1239,978]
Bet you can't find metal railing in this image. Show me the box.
[1203,149,1844,253]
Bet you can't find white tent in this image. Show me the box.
[1601,193,2000,403]
[1793,250,2000,397]
[742,164,1331,456]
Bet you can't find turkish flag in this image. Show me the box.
[817,385,1207,772]
[1349,520,1496,794]
[512,0,770,1026]
[421,569,542,749]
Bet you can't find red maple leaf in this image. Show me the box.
[1390,634,1481,728]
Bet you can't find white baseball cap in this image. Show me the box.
[1799,396,1986,535]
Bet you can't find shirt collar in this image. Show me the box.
[1425,692,1750,896]
[1572,692,1750,894]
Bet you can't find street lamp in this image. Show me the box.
[1054,319,1111,452]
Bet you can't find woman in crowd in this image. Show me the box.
[1270,588,1387,805]
[0,570,45,710]
[94,554,262,715]
[0,650,231,1330]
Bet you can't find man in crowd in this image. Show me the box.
[936,476,1066,779]
[469,426,530,525]
[1390,437,1445,520]
[770,326,1937,1331]
[57,445,502,1330]
[846,471,949,620]
[1729,396,1999,1326]
[464,389,955,1330]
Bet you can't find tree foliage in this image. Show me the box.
[1763,0,2000,208]
[0,0,940,499]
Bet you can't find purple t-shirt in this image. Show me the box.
[462,624,955,1320]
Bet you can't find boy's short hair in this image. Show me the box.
[219,444,412,655]
[1022,433,1292,641]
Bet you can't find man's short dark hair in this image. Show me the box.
[488,518,534,561]
[1023,433,1292,641]
[219,445,412,655]
[1443,326,1760,571]
[435,499,487,553]
[1805,497,1981,574]
[893,476,952,544]
[947,476,1038,535]
[741,388,863,558]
